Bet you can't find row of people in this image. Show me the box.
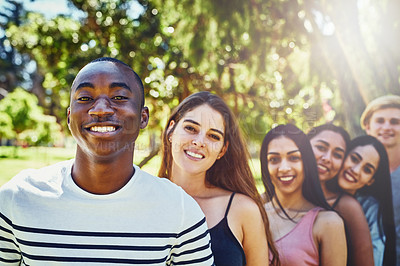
[0,57,398,265]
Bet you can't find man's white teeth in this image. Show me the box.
[91,126,116,132]
[280,176,294,182]
[186,150,203,159]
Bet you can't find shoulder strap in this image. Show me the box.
[331,192,344,208]
[224,192,236,217]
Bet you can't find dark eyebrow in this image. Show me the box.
[110,82,131,92]
[353,152,377,171]
[183,119,225,137]
[334,147,345,153]
[317,139,345,153]
[316,140,329,146]
[74,82,131,92]
[352,152,362,161]
[75,82,94,91]
[267,150,300,155]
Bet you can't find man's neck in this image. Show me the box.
[72,148,135,194]
[386,145,400,173]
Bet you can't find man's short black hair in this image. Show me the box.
[90,57,145,108]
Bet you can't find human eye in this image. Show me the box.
[184,125,197,133]
[350,153,359,163]
[363,166,374,175]
[333,152,344,160]
[289,155,301,162]
[112,96,128,100]
[376,117,385,124]
[315,144,327,152]
[209,133,221,141]
[268,156,280,164]
[390,118,400,125]
[77,96,92,102]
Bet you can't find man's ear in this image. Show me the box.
[140,107,149,129]
[365,122,371,134]
[217,141,229,159]
[67,107,71,130]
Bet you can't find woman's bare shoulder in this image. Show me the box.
[316,210,344,228]
[335,194,364,217]
[230,193,260,214]
[314,210,345,237]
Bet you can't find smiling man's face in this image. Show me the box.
[365,108,400,150]
[67,61,148,160]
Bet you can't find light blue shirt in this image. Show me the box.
[355,194,384,266]
[392,166,400,266]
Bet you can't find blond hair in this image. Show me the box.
[360,95,400,129]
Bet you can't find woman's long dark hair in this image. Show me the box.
[347,135,396,265]
[260,124,331,220]
[158,91,280,265]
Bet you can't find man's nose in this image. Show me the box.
[88,98,114,117]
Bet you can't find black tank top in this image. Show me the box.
[209,193,246,266]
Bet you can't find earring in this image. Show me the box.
[217,156,221,159]
[168,137,172,142]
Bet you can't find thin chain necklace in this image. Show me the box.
[272,200,310,223]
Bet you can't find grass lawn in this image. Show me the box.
[0,146,76,187]
[0,146,264,192]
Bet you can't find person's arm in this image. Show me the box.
[335,195,374,266]
[314,210,347,266]
[0,186,22,265]
[229,194,269,266]
[357,195,384,266]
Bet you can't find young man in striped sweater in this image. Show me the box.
[0,57,214,265]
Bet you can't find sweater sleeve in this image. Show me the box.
[167,190,214,265]
[0,180,22,265]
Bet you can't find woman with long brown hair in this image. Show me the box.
[261,124,347,265]
[158,91,278,265]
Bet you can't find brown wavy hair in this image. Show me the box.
[158,91,279,265]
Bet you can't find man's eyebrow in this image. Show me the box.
[75,82,94,91]
[110,82,131,92]
[74,82,132,92]
[183,119,225,136]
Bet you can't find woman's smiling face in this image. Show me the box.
[338,144,379,195]
[267,136,304,197]
[310,130,346,182]
[169,104,227,177]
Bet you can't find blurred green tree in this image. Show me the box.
[2,0,400,164]
[0,112,15,140]
[0,88,62,146]
[0,0,30,98]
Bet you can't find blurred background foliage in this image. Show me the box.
[0,0,399,165]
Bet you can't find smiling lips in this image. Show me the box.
[279,175,294,182]
[317,164,329,174]
[185,150,205,159]
[90,126,117,133]
[343,170,357,183]
[379,132,394,139]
